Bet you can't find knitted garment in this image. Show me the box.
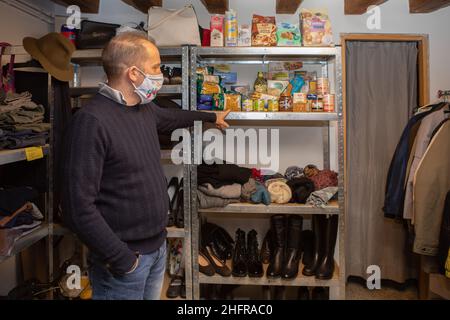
[267,181,292,204]
[198,183,242,199]
[285,166,304,180]
[304,164,320,178]
[287,177,315,204]
[310,170,338,190]
[197,189,240,209]
[251,168,263,183]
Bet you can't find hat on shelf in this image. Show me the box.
[23,32,75,82]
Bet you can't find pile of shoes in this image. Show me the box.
[166,177,184,228]
[264,214,338,280]
[161,65,182,85]
[199,222,233,277]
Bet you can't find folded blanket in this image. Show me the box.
[241,178,257,201]
[307,187,338,207]
[310,170,338,190]
[287,177,315,204]
[267,180,292,204]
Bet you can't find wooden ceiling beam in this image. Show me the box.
[200,0,229,14]
[50,0,100,13]
[276,0,303,14]
[121,0,162,13]
[344,0,388,14]
[409,0,450,13]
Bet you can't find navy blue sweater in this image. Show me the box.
[62,94,216,274]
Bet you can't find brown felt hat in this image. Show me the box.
[23,33,75,82]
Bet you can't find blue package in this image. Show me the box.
[213,71,238,84]
[199,94,213,103]
[197,104,213,111]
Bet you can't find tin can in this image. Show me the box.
[317,78,329,95]
[253,99,265,112]
[309,80,317,94]
[323,94,335,112]
[268,99,279,112]
[242,99,253,112]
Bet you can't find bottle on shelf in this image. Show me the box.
[254,72,268,94]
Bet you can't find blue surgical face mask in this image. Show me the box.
[131,67,164,104]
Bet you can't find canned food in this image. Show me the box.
[253,99,265,112]
[309,80,317,94]
[242,99,253,112]
[323,94,335,112]
[268,99,279,112]
[317,78,329,95]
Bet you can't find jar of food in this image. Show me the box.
[253,99,265,112]
[268,99,279,112]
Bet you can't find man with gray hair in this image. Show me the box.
[62,32,229,300]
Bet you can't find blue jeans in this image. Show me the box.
[89,242,167,300]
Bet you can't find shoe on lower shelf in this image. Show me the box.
[166,277,182,299]
[199,248,215,276]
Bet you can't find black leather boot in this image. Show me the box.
[260,229,272,264]
[232,229,247,277]
[247,230,263,277]
[302,215,325,276]
[301,230,314,267]
[266,215,286,278]
[282,215,303,279]
[315,215,338,280]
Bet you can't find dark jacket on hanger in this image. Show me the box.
[384,103,446,219]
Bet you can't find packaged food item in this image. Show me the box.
[198,104,213,111]
[196,66,214,75]
[238,24,251,47]
[214,71,238,84]
[289,75,305,94]
[198,74,220,84]
[200,82,221,95]
[317,78,329,95]
[293,93,308,112]
[225,9,238,47]
[251,15,277,47]
[199,94,213,104]
[224,93,241,111]
[308,94,323,112]
[253,99,265,112]
[214,64,231,73]
[231,85,250,97]
[268,99,279,112]
[252,92,278,102]
[323,94,335,112]
[276,23,301,47]
[254,71,268,94]
[267,80,289,97]
[242,98,253,112]
[210,15,224,47]
[301,9,333,47]
[279,95,293,112]
[309,78,317,94]
[212,93,225,110]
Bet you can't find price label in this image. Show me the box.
[25,147,44,161]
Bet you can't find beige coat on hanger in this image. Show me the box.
[413,121,450,255]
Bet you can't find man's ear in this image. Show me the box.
[127,66,140,84]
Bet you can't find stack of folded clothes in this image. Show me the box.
[0,92,50,150]
[0,186,44,257]
[197,164,252,209]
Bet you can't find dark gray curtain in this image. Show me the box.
[346,41,418,283]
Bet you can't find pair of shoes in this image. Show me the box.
[202,222,234,262]
[232,229,264,277]
[266,215,303,279]
[302,215,338,280]
[166,276,186,299]
[161,65,182,85]
[167,177,184,228]
[198,245,231,277]
[260,229,273,264]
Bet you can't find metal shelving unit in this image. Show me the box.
[190,46,345,300]
[69,46,193,299]
[0,48,54,286]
